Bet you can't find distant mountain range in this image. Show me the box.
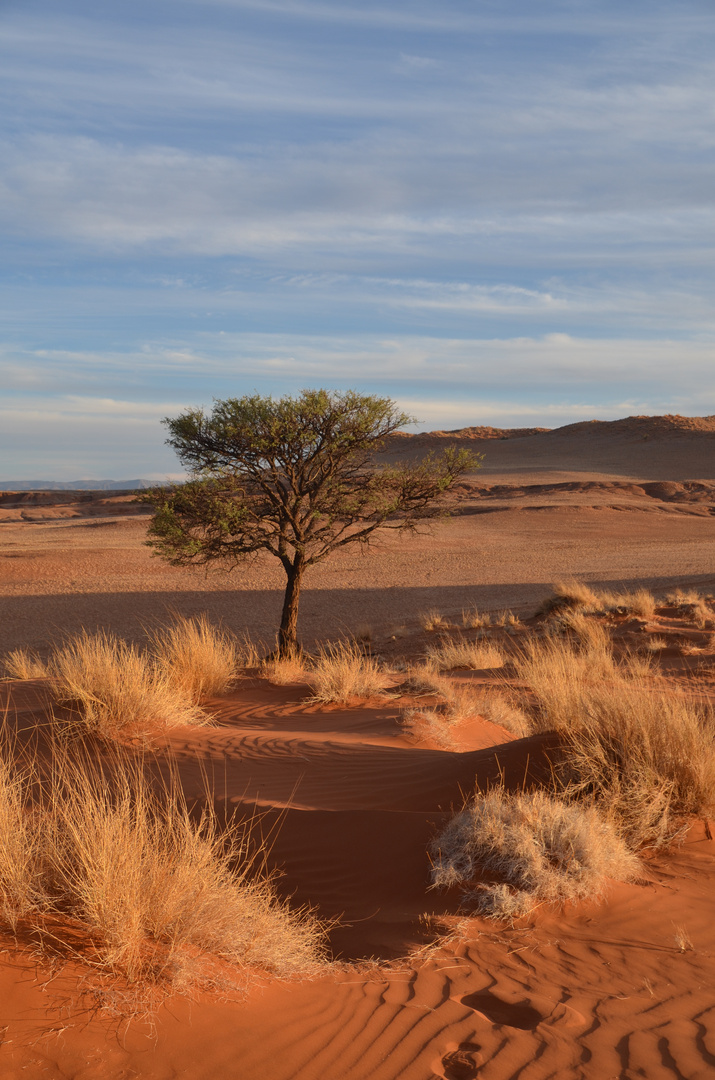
[0,479,157,491]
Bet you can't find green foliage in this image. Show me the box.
[143,389,481,653]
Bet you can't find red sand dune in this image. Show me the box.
[0,674,713,1079]
[1,415,715,1078]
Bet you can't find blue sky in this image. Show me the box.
[1,0,713,478]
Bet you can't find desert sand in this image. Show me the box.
[0,414,714,1079]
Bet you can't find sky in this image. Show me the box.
[1,0,714,479]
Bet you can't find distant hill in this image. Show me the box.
[0,479,155,491]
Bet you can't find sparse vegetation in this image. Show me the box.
[145,390,479,657]
[513,634,715,848]
[150,614,239,701]
[419,610,451,632]
[425,637,505,671]
[0,742,326,994]
[263,655,309,685]
[431,788,640,917]
[2,648,48,680]
[50,630,206,738]
[461,607,491,630]
[308,641,391,704]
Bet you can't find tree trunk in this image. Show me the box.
[278,559,303,657]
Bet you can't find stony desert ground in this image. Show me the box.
[0,413,714,1079]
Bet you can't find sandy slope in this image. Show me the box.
[0,674,713,1080]
[1,415,715,1078]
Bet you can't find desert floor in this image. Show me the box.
[0,416,714,1079]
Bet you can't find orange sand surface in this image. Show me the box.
[0,415,714,1079]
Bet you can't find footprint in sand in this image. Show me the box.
[432,1040,483,1080]
[460,991,545,1030]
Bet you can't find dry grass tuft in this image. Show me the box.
[352,623,373,645]
[401,708,460,750]
[262,655,309,685]
[461,607,492,630]
[0,739,326,994]
[546,609,612,653]
[419,610,451,632]
[493,610,521,629]
[45,752,325,984]
[425,637,505,671]
[431,788,640,918]
[513,635,715,848]
[538,580,601,615]
[51,630,206,738]
[471,692,530,738]
[0,750,44,929]
[2,649,48,680]
[151,614,239,701]
[308,641,391,704]
[613,587,656,619]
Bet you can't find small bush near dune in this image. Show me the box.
[514,634,715,848]
[431,788,640,918]
[263,655,309,685]
[537,580,601,615]
[0,743,326,995]
[150,614,239,701]
[2,649,48,680]
[0,752,44,929]
[308,641,391,704]
[402,708,459,750]
[419,610,451,632]
[462,607,491,630]
[51,630,206,738]
[45,753,325,985]
[425,638,505,672]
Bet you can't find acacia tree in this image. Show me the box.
[145,389,480,656]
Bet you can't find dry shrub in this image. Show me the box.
[2,649,48,680]
[666,587,705,606]
[493,610,521,629]
[537,580,601,615]
[352,623,373,645]
[613,587,656,619]
[51,630,206,738]
[419,610,451,632]
[263,655,309,685]
[46,753,324,984]
[0,751,44,929]
[308,641,390,704]
[462,607,491,630]
[643,636,668,653]
[426,637,505,671]
[514,635,715,848]
[401,708,459,750]
[151,614,238,700]
[471,692,530,738]
[546,609,612,653]
[431,788,640,917]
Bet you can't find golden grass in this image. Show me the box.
[539,580,658,619]
[425,637,505,671]
[401,708,459,750]
[46,751,325,984]
[308,641,391,704]
[51,630,206,738]
[0,740,326,994]
[0,749,44,929]
[538,579,601,615]
[419,610,451,632]
[513,634,715,848]
[461,607,491,630]
[150,614,238,700]
[2,648,48,680]
[431,788,640,917]
[263,655,309,685]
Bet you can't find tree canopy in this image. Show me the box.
[145,389,481,655]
